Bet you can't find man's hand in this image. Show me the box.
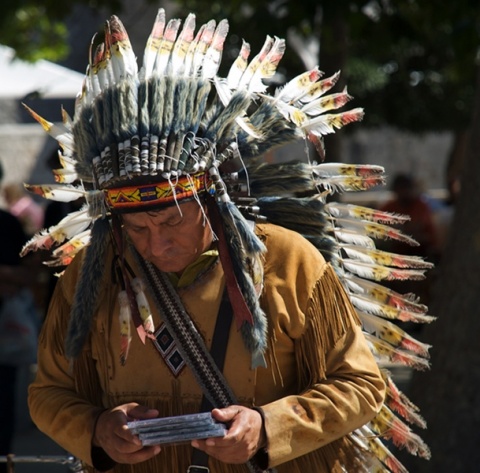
[191,405,266,464]
[93,403,161,464]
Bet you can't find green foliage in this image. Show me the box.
[2,0,478,133]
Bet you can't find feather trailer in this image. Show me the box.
[333,228,376,249]
[382,370,427,429]
[117,290,132,366]
[342,273,429,314]
[153,18,181,76]
[247,36,286,94]
[314,162,385,179]
[300,86,353,116]
[370,405,431,459]
[274,67,323,104]
[352,295,435,323]
[24,183,86,203]
[238,35,274,90]
[227,40,251,90]
[334,217,419,246]
[315,173,385,193]
[170,13,196,76]
[107,15,138,81]
[341,244,434,269]
[298,70,341,104]
[326,202,409,225]
[359,310,431,358]
[22,104,74,151]
[20,206,93,257]
[192,19,217,76]
[364,332,430,370]
[142,8,166,79]
[303,107,365,136]
[352,426,409,473]
[202,19,229,79]
[341,260,429,283]
[44,230,92,267]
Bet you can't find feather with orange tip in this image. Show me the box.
[353,426,409,473]
[359,311,431,358]
[227,40,251,89]
[24,184,86,203]
[191,19,216,76]
[298,70,341,103]
[370,405,431,459]
[364,332,430,370]
[245,36,286,94]
[20,207,92,257]
[341,245,434,269]
[118,290,132,366]
[22,104,74,151]
[342,274,429,314]
[201,19,229,79]
[303,107,365,135]
[43,230,91,267]
[382,371,427,429]
[131,277,155,338]
[325,202,410,225]
[353,295,435,323]
[341,260,429,284]
[107,15,138,81]
[170,13,196,75]
[237,35,274,90]
[142,8,166,78]
[301,86,353,115]
[334,217,419,246]
[274,67,323,104]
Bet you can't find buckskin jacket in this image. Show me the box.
[28,223,385,473]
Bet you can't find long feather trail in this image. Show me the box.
[364,332,431,370]
[142,8,166,79]
[326,202,410,225]
[381,371,427,429]
[370,405,431,459]
[359,310,431,357]
[20,207,93,256]
[341,244,434,269]
[342,273,429,314]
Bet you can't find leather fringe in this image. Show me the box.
[296,263,360,391]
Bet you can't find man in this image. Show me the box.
[25,9,430,473]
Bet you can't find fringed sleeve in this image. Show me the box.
[27,253,105,467]
[256,223,386,471]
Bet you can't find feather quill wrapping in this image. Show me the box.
[66,218,110,359]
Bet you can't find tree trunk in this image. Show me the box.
[402,63,480,472]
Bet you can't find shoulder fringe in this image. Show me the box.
[296,263,361,390]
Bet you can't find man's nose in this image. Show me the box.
[148,231,173,257]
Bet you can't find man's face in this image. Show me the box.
[122,200,214,274]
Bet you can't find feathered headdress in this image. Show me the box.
[22,9,433,471]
